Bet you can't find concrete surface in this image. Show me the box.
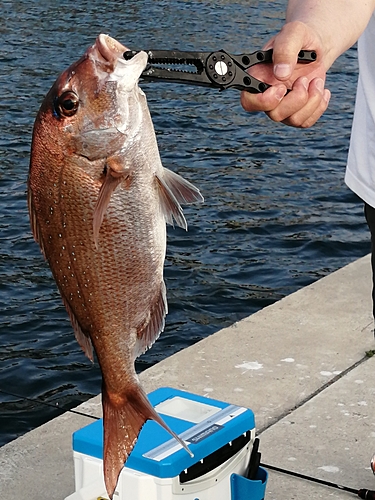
[1,254,375,499]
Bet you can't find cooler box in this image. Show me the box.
[65,387,267,500]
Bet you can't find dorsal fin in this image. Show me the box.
[156,168,203,229]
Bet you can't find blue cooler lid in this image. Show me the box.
[73,387,255,478]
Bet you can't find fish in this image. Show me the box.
[28,34,202,498]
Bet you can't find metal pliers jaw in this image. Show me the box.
[124,48,317,93]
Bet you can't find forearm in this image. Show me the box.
[286,0,375,68]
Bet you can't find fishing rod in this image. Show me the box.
[245,437,375,500]
[0,387,100,421]
[261,461,375,499]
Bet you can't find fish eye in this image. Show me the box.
[55,91,79,117]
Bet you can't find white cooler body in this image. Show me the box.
[65,388,256,500]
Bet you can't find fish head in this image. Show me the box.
[33,34,149,162]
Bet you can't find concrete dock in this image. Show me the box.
[1,254,375,499]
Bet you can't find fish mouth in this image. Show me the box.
[94,34,148,84]
[97,34,128,64]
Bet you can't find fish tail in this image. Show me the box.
[102,380,193,499]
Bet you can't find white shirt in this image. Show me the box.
[345,12,375,207]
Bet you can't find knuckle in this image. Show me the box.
[300,120,314,129]
[240,93,259,112]
[266,109,284,123]
[287,115,305,128]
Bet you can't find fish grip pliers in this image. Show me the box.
[124,48,317,93]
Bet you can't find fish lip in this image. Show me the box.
[95,34,148,80]
[97,34,129,64]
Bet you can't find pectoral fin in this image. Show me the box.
[93,158,132,247]
[156,168,203,229]
[93,170,122,248]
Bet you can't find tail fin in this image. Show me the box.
[102,380,193,499]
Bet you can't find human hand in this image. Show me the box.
[240,21,331,128]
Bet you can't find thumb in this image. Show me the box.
[268,21,314,81]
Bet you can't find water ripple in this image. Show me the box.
[0,0,367,446]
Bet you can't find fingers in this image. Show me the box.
[285,88,331,128]
[240,21,329,128]
[240,84,287,112]
[270,21,320,81]
[267,76,331,128]
[241,76,330,128]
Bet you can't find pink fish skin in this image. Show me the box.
[28,34,202,498]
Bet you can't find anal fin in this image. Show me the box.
[135,281,168,358]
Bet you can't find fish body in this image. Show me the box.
[28,34,202,498]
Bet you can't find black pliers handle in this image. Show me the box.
[124,48,317,93]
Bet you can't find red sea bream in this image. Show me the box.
[28,34,202,498]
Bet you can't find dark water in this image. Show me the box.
[0,0,368,447]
